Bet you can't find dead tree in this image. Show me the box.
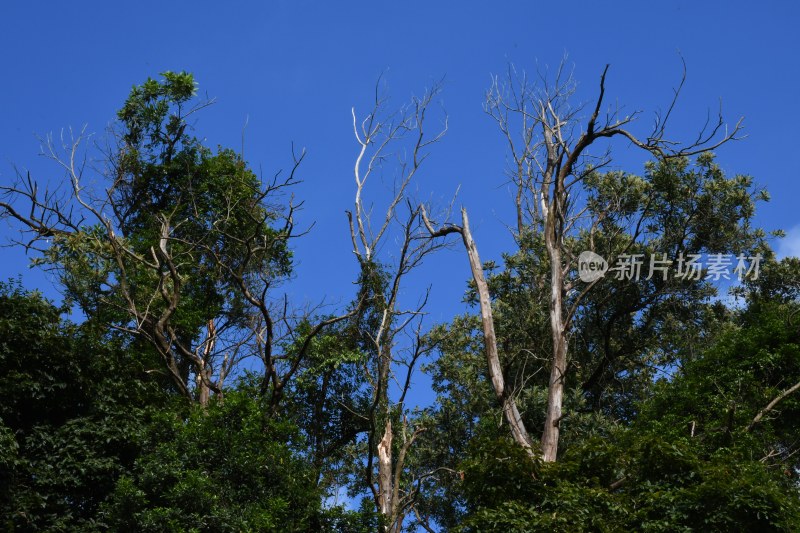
[347,80,448,532]
[421,206,536,457]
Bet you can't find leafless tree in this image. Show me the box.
[421,205,537,457]
[347,79,448,531]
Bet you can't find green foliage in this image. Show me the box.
[35,72,297,402]
[454,294,800,531]
[117,70,196,151]
[5,70,800,532]
[286,324,370,489]
[0,281,364,531]
[101,385,328,532]
[458,429,800,531]
[110,73,291,332]
[0,280,165,531]
[460,434,541,509]
[640,295,800,465]
[572,154,767,413]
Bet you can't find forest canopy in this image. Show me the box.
[1,69,799,532]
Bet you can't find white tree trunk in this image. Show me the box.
[541,216,567,462]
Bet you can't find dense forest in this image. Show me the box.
[1,70,799,532]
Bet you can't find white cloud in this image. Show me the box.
[777,225,800,259]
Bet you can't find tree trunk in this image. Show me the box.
[541,219,567,462]
[460,208,535,456]
[196,366,211,407]
[377,418,394,530]
[196,319,216,408]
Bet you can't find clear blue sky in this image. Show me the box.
[1,1,798,365]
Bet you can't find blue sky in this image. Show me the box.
[1,1,798,384]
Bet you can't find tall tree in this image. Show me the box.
[346,81,448,531]
[423,61,763,462]
[0,72,350,407]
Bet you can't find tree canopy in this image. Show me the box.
[1,68,798,532]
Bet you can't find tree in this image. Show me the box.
[447,280,800,531]
[344,80,449,531]
[423,61,763,462]
[0,72,352,408]
[1,63,796,532]
[0,281,370,532]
